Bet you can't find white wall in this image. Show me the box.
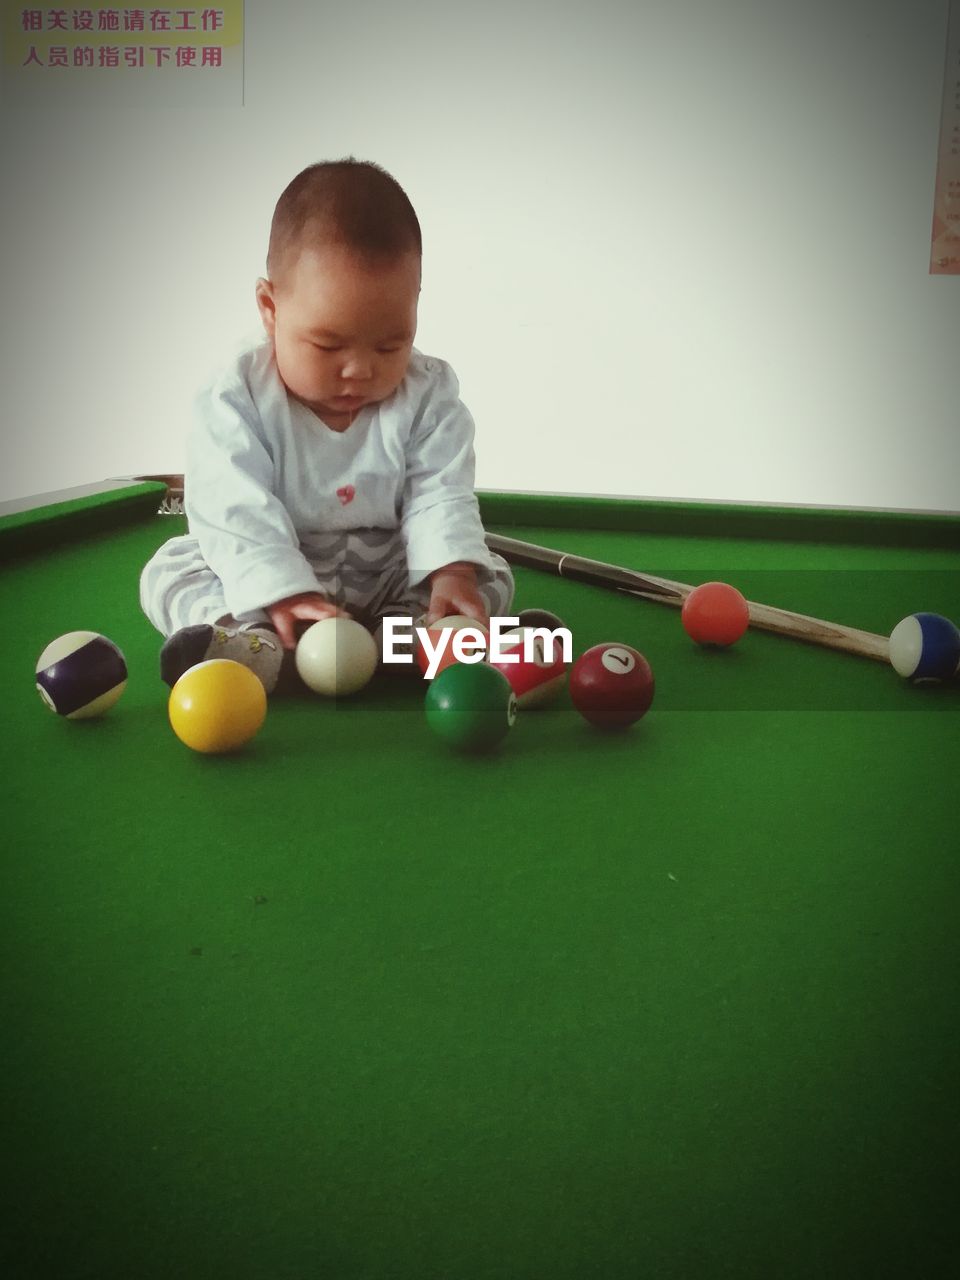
[1,0,957,510]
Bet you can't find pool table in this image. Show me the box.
[2,479,959,1280]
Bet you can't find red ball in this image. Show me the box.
[569,643,655,728]
[415,615,489,678]
[488,626,568,708]
[681,581,750,647]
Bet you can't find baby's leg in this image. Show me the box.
[139,535,283,689]
[140,533,267,633]
[299,528,515,628]
[363,551,516,662]
[370,551,515,622]
[474,552,516,619]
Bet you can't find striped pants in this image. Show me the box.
[139,529,515,637]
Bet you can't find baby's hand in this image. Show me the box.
[426,564,488,627]
[267,592,348,649]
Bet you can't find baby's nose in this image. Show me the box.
[341,354,373,379]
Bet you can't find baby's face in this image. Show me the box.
[257,244,420,430]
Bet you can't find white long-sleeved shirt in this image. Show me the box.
[184,335,494,617]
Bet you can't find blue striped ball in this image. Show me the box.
[36,631,128,718]
[888,613,960,683]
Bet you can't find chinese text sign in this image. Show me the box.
[1,3,244,107]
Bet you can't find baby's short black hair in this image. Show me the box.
[266,158,422,288]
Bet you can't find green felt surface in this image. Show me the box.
[1,491,959,1279]
[0,480,166,556]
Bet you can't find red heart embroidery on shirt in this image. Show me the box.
[336,485,355,505]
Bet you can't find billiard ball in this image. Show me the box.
[681,581,751,647]
[35,630,127,719]
[517,608,568,634]
[570,643,655,728]
[295,616,379,696]
[488,626,568,708]
[888,612,960,683]
[424,661,517,751]
[168,659,267,753]
[416,614,489,678]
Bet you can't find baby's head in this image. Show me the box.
[256,158,422,429]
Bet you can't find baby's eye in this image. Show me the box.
[377,347,401,355]
[314,344,341,352]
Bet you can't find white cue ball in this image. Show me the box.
[295,617,379,696]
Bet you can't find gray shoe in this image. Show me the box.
[160,623,284,693]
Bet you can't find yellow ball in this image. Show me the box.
[168,659,267,754]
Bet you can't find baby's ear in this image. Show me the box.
[255,278,277,333]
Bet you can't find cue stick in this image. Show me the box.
[485,532,892,665]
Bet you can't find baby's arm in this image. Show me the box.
[425,562,487,625]
[187,378,334,621]
[266,591,347,649]
[402,361,496,624]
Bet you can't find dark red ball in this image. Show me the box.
[569,643,655,728]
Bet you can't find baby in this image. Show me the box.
[140,158,514,692]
